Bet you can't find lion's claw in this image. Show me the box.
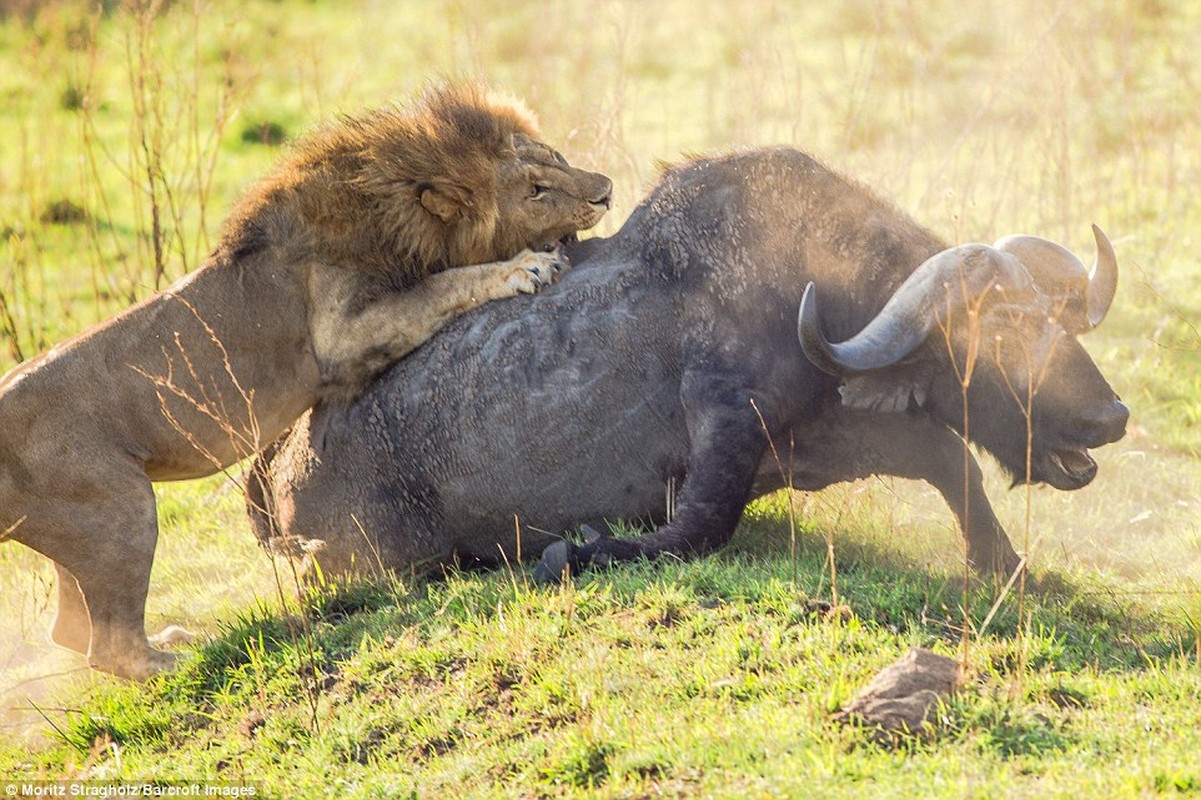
[501,248,569,295]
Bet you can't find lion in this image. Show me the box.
[0,84,613,680]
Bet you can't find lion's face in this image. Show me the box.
[490,134,613,256]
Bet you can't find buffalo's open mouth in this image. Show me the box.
[1043,446,1098,489]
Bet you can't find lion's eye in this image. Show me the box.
[530,184,549,199]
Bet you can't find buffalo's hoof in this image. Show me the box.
[578,524,604,543]
[968,547,1024,584]
[533,541,579,585]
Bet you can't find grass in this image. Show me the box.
[2,0,1200,796]
[3,524,1199,797]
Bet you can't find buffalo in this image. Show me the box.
[246,147,1128,583]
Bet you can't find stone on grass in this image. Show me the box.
[834,647,962,742]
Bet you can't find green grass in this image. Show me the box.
[3,523,1199,797]
[2,0,1201,796]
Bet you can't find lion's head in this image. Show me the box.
[478,130,613,259]
[304,86,610,276]
[364,86,612,269]
[227,84,612,285]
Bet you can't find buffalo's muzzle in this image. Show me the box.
[1082,398,1129,446]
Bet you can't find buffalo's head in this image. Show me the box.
[798,225,1128,490]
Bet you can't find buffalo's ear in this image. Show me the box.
[839,367,932,413]
[419,186,466,223]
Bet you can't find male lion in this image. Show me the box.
[0,84,612,680]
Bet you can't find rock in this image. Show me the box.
[834,647,961,741]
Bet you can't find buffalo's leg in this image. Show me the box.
[535,372,769,581]
[931,437,1023,578]
[50,563,89,654]
[877,423,1019,576]
[808,412,1022,577]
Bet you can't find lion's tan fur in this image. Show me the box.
[0,83,611,680]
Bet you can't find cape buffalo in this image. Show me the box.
[246,147,1128,583]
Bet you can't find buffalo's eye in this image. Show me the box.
[530,184,549,199]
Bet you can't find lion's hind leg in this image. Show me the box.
[50,564,194,656]
[39,473,178,680]
[50,562,90,654]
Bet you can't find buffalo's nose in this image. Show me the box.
[1086,398,1129,444]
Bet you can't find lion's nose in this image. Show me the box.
[590,177,613,209]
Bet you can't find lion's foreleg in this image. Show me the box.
[312,249,566,396]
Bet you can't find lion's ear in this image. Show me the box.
[419,187,465,224]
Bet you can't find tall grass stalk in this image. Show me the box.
[124,0,171,288]
[0,271,26,364]
[751,399,805,591]
[938,275,987,665]
[75,0,250,303]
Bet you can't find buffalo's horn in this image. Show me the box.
[992,225,1117,331]
[1085,224,1118,328]
[798,244,1011,377]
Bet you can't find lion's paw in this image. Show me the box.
[504,248,569,295]
[91,646,180,681]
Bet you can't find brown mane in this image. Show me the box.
[223,84,542,287]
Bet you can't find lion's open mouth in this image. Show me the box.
[534,233,577,253]
[1046,447,1097,488]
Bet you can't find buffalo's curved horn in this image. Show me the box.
[993,225,1117,331]
[1085,224,1118,328]
[798,244,1010,377]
